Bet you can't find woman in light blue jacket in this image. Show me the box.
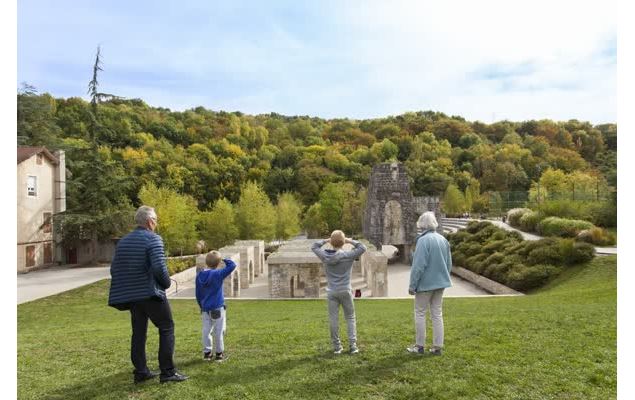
[407,212,452,356]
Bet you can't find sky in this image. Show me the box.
[18,0,617,123]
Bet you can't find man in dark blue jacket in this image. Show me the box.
[108,206,188,384]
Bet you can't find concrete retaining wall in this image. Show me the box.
[452,266,523,296]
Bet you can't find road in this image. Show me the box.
[17,265,111,304]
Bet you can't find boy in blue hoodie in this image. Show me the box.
[311,230,366,354]
[195,251,236,362]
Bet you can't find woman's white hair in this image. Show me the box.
[416,211,438,231]
[135,205,156,227]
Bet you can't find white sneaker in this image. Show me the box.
[406,345,425,354]
[334,347,343,355]
[350,345,359,354]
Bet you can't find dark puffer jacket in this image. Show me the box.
[108,227,171,310]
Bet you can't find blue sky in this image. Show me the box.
[18,0,616,123]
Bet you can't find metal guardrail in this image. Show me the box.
[170,278,178,294]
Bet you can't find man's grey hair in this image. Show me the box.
[416,211,438,231]
[135,205,156,227]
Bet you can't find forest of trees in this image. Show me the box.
[17,85,617,255]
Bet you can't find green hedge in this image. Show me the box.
[166,255,197,275]
[448,221,596,292]
[506,208,532,227]
[537,217,594,238]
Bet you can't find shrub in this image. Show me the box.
[466,220,494,234]
[507,208,532,227]
[465,253,489,274]
[472,225,500,243]
[536,200,592,221]
[587,201,617,228]
[505,264,562,291]
[482,239,513,254]
[537,217,594,238]
[447,230,472,246]
[570,242,596,264]
[484,262,517,283]
[519,211,541,232]
[526,245,565,266]
[483,252,506,268]
[505,230,524,242]
[515,238,558,257]
[452,252,467,267]
[577,227,616,246]
[166,255,197,275]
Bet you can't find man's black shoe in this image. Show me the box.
[134,371,158,384]
[160,371,189,383]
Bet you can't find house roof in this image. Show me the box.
[17,146,59,165]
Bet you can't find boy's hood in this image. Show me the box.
[321,249,347,266]
[196,269,213,286]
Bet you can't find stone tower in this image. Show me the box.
[363,162,417,262]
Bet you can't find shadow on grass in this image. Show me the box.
[44,350,427,399]
[44,351,330,399]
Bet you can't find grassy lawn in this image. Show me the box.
[18,256,616,400]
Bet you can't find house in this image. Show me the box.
[17,146,66,272]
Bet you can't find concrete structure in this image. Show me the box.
[266,239,389,298]
[219,245,255,289]
[17,147,66,272]
[267,251,322,298]
[234,240,266,276]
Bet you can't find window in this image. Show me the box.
[26,246,35,267]
[27,176,37,197]
[43,212,52,233]
[36,154,43,165]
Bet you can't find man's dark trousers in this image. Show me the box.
[130,298,176,379]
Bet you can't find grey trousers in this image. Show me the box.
[201,307,226,353]
[414,288,445,348]
[327,290,357,348]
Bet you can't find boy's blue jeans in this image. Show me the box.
[201,307,226,353]
[327,290,357,349]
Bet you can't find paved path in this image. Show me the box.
[17,265,111,304]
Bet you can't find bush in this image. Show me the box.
[537,217,594,238]
[515,238,558,257]
[505,230,524,242]
[472,225,500,243]
[519,211,541,232]
[536,200,592,221]
[452,252,467,267]
[465,253,489,274]
[505,264,562,291]
[482,239,513,254]
[447,230,471,247]
[466,220,494,234]
[587,201,617,228]
[483,252,506,267]
[526,245,564,266]
[484,262,516,283]
[570,242,596,264]
[577,227,616,246]
[507,208,532,227]
[166,255,197,275]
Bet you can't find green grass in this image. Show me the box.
[18,256,616,400]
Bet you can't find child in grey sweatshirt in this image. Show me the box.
[311,230,367,354]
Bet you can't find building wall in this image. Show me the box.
[17,155,56,271]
